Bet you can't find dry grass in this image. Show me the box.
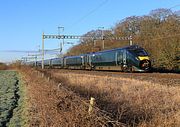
[17,67,124,127]
[48,72,180,127]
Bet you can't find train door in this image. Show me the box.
[49,59,52,68]
[84,55,87,66]
[123,49,127,65]
[60,58,63,68]
[88,55,92,67]
[64,58,67,68]
[81,56,85,69]
[116,50,123,65]
[86,55,92,69]
[122,49,130,71]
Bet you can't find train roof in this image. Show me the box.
[63,45,145,57]
[64,55,84,59]
[50,57,62,60]
[91,45,143,54]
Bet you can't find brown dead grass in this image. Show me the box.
[47,71,180,127]
[17,67,124,127]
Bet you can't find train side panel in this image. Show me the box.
[64,56,84,69]
[44,59,51,67]
[51,58,62,68]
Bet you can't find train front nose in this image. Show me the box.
[138,56,151,71]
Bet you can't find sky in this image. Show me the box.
[0,0,179,62]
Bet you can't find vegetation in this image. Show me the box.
[0,63,7,70]
[0,71,27,127]
[8,75,28,127]
[49,70,180,127]
[66,8,180,71]
[17,66,124,127]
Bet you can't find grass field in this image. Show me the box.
[17,67,125,127]
[49,71,180,127]
[9,66,180,127]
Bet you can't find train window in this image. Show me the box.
[130,49,148,56]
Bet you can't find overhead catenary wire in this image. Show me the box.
[0,50,40,53]
[169,4,180,9]
[153,34,180,40]
[0,49,61,54]
[143,33,180,41]
[68,0,109,29]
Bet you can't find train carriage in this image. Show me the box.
[51,58,63,68]
[63,55,85,69]
[90,50,118,70]
[44,59,51,67]
[88,45,151,72]
[37,61,42,67]
[26,45,151,72]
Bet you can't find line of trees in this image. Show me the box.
[66,8,180,71]
[0,63,7,70]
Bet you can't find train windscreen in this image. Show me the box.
[130,49,148,56]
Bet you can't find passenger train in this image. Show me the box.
[26,45,151,72]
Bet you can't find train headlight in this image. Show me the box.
[138,56,149,61]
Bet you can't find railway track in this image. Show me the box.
[39,68,180,86]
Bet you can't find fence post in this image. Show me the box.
[47,76,50,82]
[41,73,44,78]
[88,97,95,115]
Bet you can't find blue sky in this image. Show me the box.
[0,0,179,62]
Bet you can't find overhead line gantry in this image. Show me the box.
[41,33,133,69]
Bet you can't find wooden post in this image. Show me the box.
[88,97,95,114]
[42,32,45,69]
[58,83,62,90]
[41,73,44,78]
[47,77,50,82]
